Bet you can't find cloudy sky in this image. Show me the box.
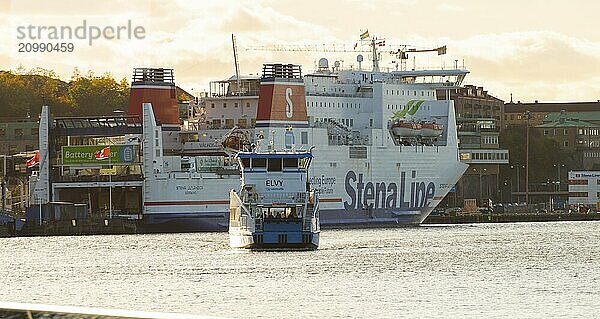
[1,0,599,102]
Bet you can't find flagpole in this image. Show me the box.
[109,146,112,220]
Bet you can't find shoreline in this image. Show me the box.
[423,212,600,224]
[3,212,600,238]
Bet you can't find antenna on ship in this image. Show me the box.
[231,34,242,97]
[356,29,383,72]
[357,54,363,71]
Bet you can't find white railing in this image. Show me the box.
[256,192,307,204]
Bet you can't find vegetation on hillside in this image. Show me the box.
[0,68,129,118]
[499,126,576,191]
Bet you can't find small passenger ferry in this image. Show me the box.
[228,151,320,250]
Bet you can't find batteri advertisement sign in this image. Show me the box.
[62,145,136,165]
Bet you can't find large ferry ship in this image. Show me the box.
[29,39,469,232]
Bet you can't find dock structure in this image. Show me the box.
[25,104,145,236]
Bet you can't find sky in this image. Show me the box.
[1,0,599,102]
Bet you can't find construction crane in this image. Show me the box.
[246,38,385,72]
[390,45,447,71]
[246,35,446,72]
[231,33,242,97]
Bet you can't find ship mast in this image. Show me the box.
[231,33,242,97]
[370,38,380,72]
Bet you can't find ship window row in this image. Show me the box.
[470,152,508,160]
[210,102,252,108]
[240,157,310,171]
[307,101,362,109]
[387,104,431,111]
[211,118,256,129]
[385,89,433,97]
[314,117,354,127]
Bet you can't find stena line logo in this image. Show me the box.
[285,87,293,118]
[344,170,435,210]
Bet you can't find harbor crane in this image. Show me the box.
[246,33,446,72]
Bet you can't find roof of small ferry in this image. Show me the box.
[235,152,313,159]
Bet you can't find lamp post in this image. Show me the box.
[511,164,519,192]
[109,148,112,220]
[511,164,523,199]
[503,179,513,203]
[483,167,488,203]
[474,167,485,206]
[525,110,531,206]
[553,163,565,191]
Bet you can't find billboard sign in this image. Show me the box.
[62,145,136,165]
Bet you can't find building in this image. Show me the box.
[535,112,600,170]
[503,100,600,129]
[0,119,39,155]
[438,85,509,207]
[568,171,600,211]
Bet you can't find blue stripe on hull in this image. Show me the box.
[142,212,227,232]
[141,207,428,232]
[319,208,424,226]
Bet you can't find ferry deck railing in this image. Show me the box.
[256,192,307,204]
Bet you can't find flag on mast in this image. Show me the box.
[95,146,110,160]
[26,150,39,168]
[360,30,369,39]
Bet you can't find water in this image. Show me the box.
[1,221,599,318]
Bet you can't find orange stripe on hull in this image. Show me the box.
[320,198,343,203]
[144,200,229,206]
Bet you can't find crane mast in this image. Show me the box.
[231,33,242,97]
[245,31,446,72]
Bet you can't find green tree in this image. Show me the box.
[67,72,129,116]
[0,68,130,118]
[499,126,575,192]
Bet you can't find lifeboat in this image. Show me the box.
[390,120,422,137]
[421,122,444,137]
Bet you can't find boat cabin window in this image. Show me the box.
[252,158,266,169]
[283,158,298,170]
[267,158,282,171]
[261,207,300,219]
[240,158,250,169]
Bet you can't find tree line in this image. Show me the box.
[499,126,576,189]
[0,67,129,118]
